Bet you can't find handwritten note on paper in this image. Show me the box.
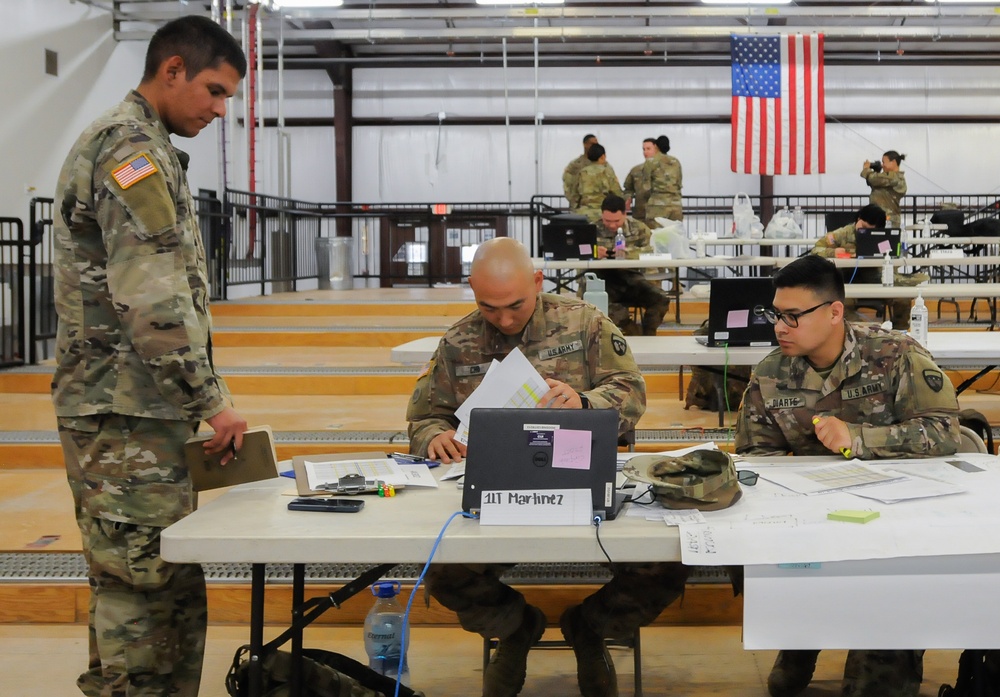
[678,524,718,564]
[479,488,593,526]
[552,429,591,470]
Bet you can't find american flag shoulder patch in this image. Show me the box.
[111,153,159,190]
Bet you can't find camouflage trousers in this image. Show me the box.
[598,270,671,336]
[425,562,689,640]
[59,414,206,697]
[842,649,923,697]
[644,205,683,229]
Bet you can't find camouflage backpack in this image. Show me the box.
[623,449,743,511]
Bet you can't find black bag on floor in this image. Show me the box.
[226,644,423,697]
[957,408,994,455]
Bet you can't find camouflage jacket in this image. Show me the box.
[562,154,591,208]
[735,322,960,459]
[645,153,683,211]
[862,167,906,220]
[623,162,649,221]
[574,162,623,213]
[52,91,229,422]
[810,223,857,257]
[589,215,653,260]
[406,293,646,455]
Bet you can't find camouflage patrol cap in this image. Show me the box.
[623,449,742,511]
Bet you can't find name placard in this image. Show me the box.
[479,488,593,526]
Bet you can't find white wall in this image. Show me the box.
[4,7,1000,215]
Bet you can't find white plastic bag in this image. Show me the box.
[650,218,692,259]
[732,192,755,238]
[763,208,803,239]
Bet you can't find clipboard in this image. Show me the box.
[185,425,279,492]
[291,451,390,496]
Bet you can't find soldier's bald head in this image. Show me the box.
[468,238,544,336]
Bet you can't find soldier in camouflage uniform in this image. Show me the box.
[52,17,248,697]
[563,134,598,210]
[734,255,960,697]
[622,139,655,223]
[581,194,670,336]
[642,135,683,228]
[574,143,624,218]
[861,150,907,228]
[407,237,689,697]
[810,203,913,330]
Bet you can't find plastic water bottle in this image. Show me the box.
[582,272,609,316]
[909,293,929,347]
[881,252,894,287]
[695,235,706,258]
[364,581,409,685]
[614,227,626,257]
[792,206,805,230]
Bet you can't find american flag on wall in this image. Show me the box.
[730,33,825,175]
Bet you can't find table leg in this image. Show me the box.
[290,564,305,697]
[249,563,266,697]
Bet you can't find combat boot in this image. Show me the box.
[559,604,618,697]
[768,649,820,697]
[482,605,546,697]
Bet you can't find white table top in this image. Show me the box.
[161,476,682,565]
[533,256,775,270]
[391,331,998,368]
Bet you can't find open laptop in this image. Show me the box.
[541,214,599,261]
[697,277,778,348]
[462,407,623,520]
[855,228,902,258]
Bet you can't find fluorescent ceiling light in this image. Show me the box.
[274,0,343,7]
[924,0,999,3]
[702,0,792,4]
[476,1,565,5]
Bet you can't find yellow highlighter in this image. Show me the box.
[813,416,852,458]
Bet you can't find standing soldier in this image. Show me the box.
[563,133,598,209]
[862,150,907,228]
[575,143,623,218]
[642,135,683,228]
[52,16,247,697]
[622,138,655,224]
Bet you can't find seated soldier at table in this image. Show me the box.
[407,237,688,697]
[734,254,960,697]
[581,194,671,336]
[811,203,924,330]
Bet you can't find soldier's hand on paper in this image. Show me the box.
[204,407,248,465]
[812,415,852,455]
[540,378,582,410]
[428,430,466,464]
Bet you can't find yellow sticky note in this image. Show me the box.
[827,509,879,524]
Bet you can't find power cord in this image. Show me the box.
[592,515,615,567]
[395,510,477,697]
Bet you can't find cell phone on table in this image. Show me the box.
[287,497,365,513]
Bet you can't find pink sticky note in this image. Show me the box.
[552,429,592,470]
[727,308,750,329]
[877,240,892,254]
[579,244,593,256]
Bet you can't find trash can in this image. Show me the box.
[314,236,354,291]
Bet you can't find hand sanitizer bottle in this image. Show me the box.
[909,293,929,347]
[881,252,894,287]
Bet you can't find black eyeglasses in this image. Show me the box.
[756,301,833,328]
[737,470,759,486]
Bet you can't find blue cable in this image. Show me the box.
[393,510,478,697]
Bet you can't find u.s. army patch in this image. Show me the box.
[611,335,627,356]
[923,369,944,392]
[111,153,158,190]
[538,341,583,360]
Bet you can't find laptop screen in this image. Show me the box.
[854,228,902,258]
[462,407,622,519]
[707,277,778,347]
[541,216,599,261]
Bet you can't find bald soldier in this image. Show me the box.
[407,238,690,697]
[735,255,960,697]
